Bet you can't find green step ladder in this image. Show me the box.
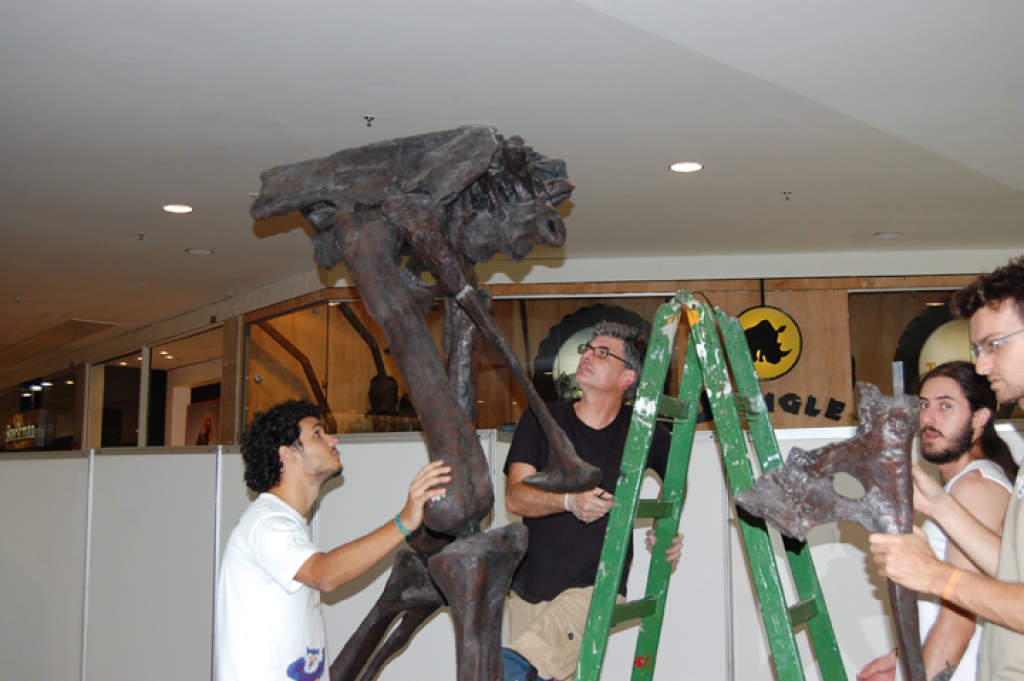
[574,290,847,681]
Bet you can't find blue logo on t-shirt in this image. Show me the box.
[287,647,325,681]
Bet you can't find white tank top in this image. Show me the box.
[919,458,1012,681]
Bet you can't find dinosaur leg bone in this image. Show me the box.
[383,194,600,493]
[428,524,529,681]
[329,550,445,681]
[337,212,492,535]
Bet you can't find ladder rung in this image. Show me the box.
[787,598,820,627]
[611,597,658,626]
[733,393,765,415]
[636,499,673,519]
[657,395,690,422]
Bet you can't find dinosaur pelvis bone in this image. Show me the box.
[734,382,925,681]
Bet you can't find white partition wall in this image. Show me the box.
[1,423,1021,681]
[0,453,89,681]
[86,450,218,681]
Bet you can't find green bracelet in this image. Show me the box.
[394,514,412,537]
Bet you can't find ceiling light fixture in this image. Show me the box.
[670,162,704,173]
[163,204,193,214]
[874,231,903,239]
[186,248,213,255]
[40,381,52,387]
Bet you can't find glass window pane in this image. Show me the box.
[153,328,223,446]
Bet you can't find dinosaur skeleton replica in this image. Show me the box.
[735,383,926,681]
[250,126,600,681]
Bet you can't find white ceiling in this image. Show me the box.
[2,1,1022,376]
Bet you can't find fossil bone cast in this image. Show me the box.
[735,382,925,681]
[250,126,596,681]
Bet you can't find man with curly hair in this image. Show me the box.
[501,322,683,681]
[869,256,1024,681]
[215,399,449,681]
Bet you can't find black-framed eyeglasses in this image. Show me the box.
[578,342,633,369]
[970,327,1024,359]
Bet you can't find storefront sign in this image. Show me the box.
[738,306,802,381]
[4,410,53,451]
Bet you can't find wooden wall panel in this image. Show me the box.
[239,276,977,435]
[245,304,328,425]
[848,290,953,397]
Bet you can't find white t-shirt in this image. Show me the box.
[919,459,1012,681]
[215,493,327,681]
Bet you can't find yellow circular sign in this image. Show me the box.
[737,306,803,381]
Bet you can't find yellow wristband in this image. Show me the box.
[942,568,962,601]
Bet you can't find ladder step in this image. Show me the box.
[733,393,765,415]
[611,597,658,626]
[787,598,820,627]
[636,499,673,519]
[657,395,691,422]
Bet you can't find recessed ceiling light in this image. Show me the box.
[874,231,903,239]
[66,380,75,385]
[163,204,193,214]
[21,392,31,398]
[186,248,213,255]
[40,381,52,387]
[670,162,704,173]
[30,385,42,391]
[166,355,175,359]
[159,350,169,355]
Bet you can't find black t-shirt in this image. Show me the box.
[503,400,671,604]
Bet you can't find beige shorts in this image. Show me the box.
[507,587,623,681]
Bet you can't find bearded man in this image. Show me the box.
[861,361,1016,681]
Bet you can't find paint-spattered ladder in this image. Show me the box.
[574,290,846,681]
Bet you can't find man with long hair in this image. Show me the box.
[215,400,449,681]
[869,257,1024,680]
[859,361,1014,681]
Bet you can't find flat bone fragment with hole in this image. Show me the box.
[734,382,925,681]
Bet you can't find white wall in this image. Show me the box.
[3,424,1023,681]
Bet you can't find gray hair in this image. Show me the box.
[591,321,648,399]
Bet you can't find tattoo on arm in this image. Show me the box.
[930,662,956,681]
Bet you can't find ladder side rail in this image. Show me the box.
[716,312,848,681]
[628,336,704,681]
[575,297,683,681]
[681,293,807,681]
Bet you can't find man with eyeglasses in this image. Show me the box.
[500,322,683,681]
[869,256,1024,681]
